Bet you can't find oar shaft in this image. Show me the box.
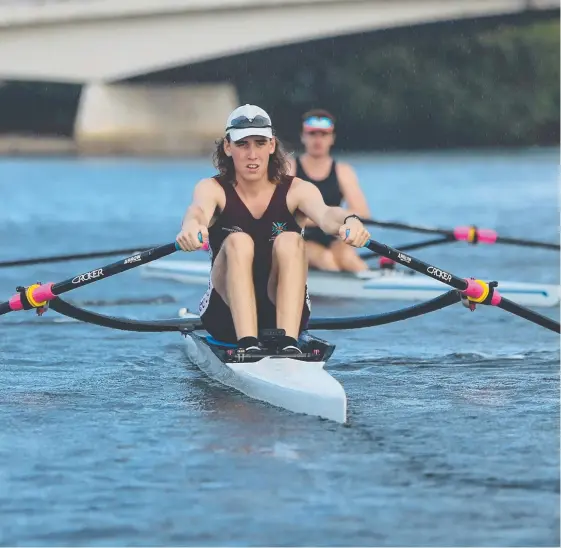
[0,241,210,269]
[498,298,560,334]
[363,220,500,244]
[364,219,447,235]
[363,238,561,332]
[364,238,502,306]
[0,242,179,316]
[51,243,177,295]
[365,239,468,291]
[0,246,153,268]
[360,236,453,261]
[495,236,560,250]
[363,219,559,250]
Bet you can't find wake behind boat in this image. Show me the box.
[141,259,560,308]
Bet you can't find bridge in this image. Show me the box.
[0,0,557,82]
[0,0,557,155]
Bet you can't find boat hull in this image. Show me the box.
[182,331,346,423]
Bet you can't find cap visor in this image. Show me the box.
[228,127,273,142]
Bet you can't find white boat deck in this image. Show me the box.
[183,333,347,423]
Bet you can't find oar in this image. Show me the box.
[360,236,454,262]
[0,246,156,268]
[363,238,560,333]
[362,219,560,251]
[0,240,209,268]
[0,242,181,316]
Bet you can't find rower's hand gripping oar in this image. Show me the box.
[0,235,203,316]
[361,219,560,251]
[356,233,560,333]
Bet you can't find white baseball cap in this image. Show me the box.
[225,104,273,142]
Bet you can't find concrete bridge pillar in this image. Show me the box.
[75,82,238,156]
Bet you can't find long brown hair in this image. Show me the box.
[212,135,290,186]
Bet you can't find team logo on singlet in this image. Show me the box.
[271,222,287,237]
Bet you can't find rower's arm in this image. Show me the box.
[181,178,222,229]
[336,163,370,218]
[292,178,351,235]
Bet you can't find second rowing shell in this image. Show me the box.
[141,259,560,308]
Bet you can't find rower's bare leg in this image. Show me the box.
[268,232,307,339]
[305,240,340,271]
[211,233,258,340]
[330,239,369,272]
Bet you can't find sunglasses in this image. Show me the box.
[226,115,272,131]
[303,116,334,130]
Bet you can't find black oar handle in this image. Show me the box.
[0,242,181,316]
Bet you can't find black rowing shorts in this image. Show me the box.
[200,289,310,344]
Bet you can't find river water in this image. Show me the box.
[0,148,559,546]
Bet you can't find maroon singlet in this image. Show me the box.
[199,174,311,343]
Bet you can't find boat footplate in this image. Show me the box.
[223,350,324,363]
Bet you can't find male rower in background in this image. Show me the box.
[176,104,370,354]
[288,109,371,272]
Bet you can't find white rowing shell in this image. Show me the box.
[182,332,347,423]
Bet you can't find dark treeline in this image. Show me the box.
[1,15,559,151]
[166,17,559,151]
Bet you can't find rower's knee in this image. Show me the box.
[224,232,254,261]
[273,231,304,258]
